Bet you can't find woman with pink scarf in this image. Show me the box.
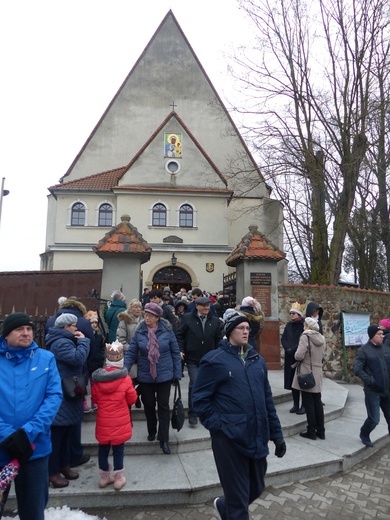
[124,303,182,454]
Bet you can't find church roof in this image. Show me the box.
[226,225,286,267]
[49,112,230,194]
[93,214,152,264]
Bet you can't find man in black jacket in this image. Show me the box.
[354,324,390,447]
[176,297,222,425]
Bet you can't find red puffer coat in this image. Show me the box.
[92,366,138,445]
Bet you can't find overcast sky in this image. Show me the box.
[0,0,253,271]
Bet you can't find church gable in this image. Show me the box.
[61,10,268,200]
[118,112,227,191]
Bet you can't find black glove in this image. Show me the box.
[274,438,286,458]
[0,429,33,466]
[172,378,179,386]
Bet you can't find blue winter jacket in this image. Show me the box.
[192,339,283,459]
[124,319,182,383]
[45,327,90,426]
[0,336,62,465]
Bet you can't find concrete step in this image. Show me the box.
[7,372,390,510]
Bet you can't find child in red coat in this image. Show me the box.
[91,340,137,490]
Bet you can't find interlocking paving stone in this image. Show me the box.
[82,445,390,519]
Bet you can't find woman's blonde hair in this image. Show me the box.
[127,299,142,311]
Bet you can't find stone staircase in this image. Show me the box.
[7,371,390,510]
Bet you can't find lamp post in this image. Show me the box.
[0,177,10,231]
[171,253,177,266]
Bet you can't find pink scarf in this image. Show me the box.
[147,325,160,378]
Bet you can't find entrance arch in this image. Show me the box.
[152,266,192,294]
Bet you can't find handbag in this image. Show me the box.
[296,337,316,390]
[61,374,88,400]
[171,381,185,432]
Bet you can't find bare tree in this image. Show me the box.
[231,0,389,284]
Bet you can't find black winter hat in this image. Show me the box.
[368,325,381,340]
[2,313,34,338]
[223,309,250,339]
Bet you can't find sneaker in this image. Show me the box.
[83,407,92,414]
[91,404,98,412]
[213,497,222,520]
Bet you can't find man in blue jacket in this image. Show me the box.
[354,324,390,447]
[0,313,62,520]
[192,310,286,520]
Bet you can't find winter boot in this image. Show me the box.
[49,473,69,488]
[99,466,115,488]
[113,469,126,491]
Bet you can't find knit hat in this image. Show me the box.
[290,302,305,317]
[222,309,250,339]
[163,286,171,293]
[1,312,34,338]
[144,302,163,317]
[379,319,390,330]
[368,325,381,340]
[55,313,78,328]
[106,339,124,368]
[305,317,319,331]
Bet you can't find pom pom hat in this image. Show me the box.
[1,313,34,338]
[223,309,250,339]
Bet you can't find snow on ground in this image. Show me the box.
[3,506,107,520]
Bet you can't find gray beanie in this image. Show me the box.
[55,313,78,328]
[222,309,250,339]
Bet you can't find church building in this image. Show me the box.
[42,11,284,297]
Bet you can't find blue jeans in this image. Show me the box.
[98,443,125,471]
[362,390,390,436]
[186,362,199,416]
[0,456,49,520]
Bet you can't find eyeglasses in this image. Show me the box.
[290,312,297,316]
[235,326,250,331]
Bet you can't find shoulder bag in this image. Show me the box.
[61,374,88,400]
[296,337,316,390]
[171,381,185,432]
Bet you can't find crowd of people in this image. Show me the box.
[2,287,390,520]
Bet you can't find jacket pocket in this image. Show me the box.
[220,413,247,443]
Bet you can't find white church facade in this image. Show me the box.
[41,11,285,298]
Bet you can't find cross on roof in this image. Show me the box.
[170,101,177,111]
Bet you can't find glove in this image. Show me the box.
[172,378,179,386]
[274,438,286,458]
[0,429,34,466]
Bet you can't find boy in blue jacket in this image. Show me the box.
[192,309,286,520]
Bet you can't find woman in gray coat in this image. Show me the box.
[292,317,326,440]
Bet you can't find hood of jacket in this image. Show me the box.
[306,302,323,320]
[303,329,324,348]
[117,311,141,325]
[45,326,77,349]
[58,299,87,316]
[0,336,39,359]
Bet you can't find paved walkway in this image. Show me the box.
[84,444,390,519]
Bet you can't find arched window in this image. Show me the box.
[179,204,193,227]
[152,203,167,226]
[98,203,113,227]
[71,202,85,226]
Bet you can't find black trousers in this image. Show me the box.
[301,392,324,435]
[139,381,172,442]
[211,430,267,520]
[49,424,73,475]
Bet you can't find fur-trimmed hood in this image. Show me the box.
[117,310,142,325]
[238,308,264,325]
[59,299,87,316]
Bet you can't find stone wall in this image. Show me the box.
[278,284,390,382]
